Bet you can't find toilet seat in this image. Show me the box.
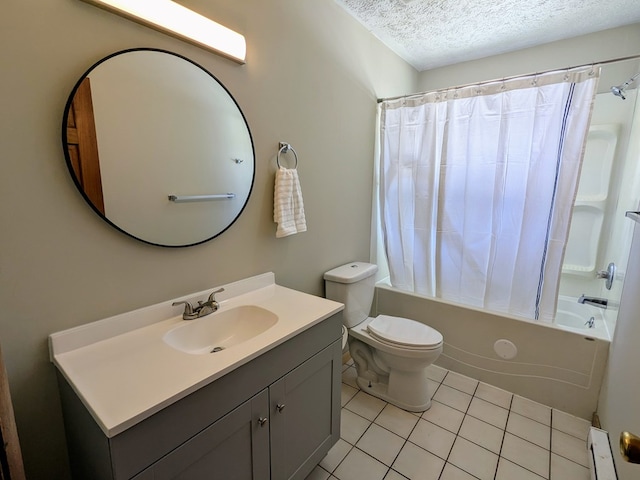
[367,315,443,351]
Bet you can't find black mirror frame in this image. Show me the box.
[62,48,255,248]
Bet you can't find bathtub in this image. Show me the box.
[374,282,610,419]
[555,295,610,341]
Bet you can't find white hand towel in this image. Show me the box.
[274,167,307,238]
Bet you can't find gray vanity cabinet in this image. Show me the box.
[269,343,340,480]
[133,390,270,479]
[57,314,342,480]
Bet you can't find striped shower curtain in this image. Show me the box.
[379,68,598,321]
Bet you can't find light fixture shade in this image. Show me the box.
[81,0,246,63]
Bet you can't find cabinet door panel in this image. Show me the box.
[270,341,341,480]
[150,390,270,480]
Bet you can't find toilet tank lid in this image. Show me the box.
[324,262,378,283]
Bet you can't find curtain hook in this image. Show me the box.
[500,78,507,91]
[589,63,595,76]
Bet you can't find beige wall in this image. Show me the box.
[0,1,416,478]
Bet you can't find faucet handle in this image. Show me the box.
[596,262,616,290]
[208,287,225,303]
[172,300,195,314]
[172,300,200,320]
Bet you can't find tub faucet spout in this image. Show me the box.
[578,294,608,309]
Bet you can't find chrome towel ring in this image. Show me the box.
[277,142,298,169]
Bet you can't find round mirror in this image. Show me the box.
[62,48,255,247]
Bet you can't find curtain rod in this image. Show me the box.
[377,53,640,104]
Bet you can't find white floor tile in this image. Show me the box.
[421,400,465,433]
[467,397,509,429]
[495,457,545,480]
[552,410,591,440]
[475,382,513,409]
[392,442,445,480]
[443,371,478,395]
[458,415,504,454]
[440,462,479,480]
[305,465,331,480]
[320,438,352,473]
[448,437,499,480]
[345,391,387,421]
[341,409,371,445]
[432,384,473,412]
[383,470,407,480]
[550,453,591,480]
[408,418,456,460]
[341,383,359,407]
[330,366,593,480]
[342,367,359,389]
[333,447,388,480]
[501,432,550,478]
[511,395,551,426]
[425,364,448,382]
[356,423,405,466]
[507,412,551,449]
[551,429,589,468]
[375,404,420,439]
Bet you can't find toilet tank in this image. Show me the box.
[324,262,378,328]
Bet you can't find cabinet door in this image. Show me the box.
[270,341,341,480]
[145,389,270,480]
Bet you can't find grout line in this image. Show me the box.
[493,394,514,480]
[436,374,480,479]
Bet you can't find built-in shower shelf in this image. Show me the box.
[562,264,595,275]
[574,195,607,203]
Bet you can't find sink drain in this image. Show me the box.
[210,346,225,353]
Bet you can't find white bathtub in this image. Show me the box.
[374,282,611,419]
[555,295,610,341]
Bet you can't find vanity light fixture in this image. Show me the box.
[80,0,246,64]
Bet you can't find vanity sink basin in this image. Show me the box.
[163,305,279,355]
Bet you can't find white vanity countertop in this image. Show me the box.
[49,273,344,437]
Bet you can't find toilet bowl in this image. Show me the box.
[324,262,443,412]
[349,315,443,411]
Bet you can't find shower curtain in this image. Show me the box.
[379,68,598,321]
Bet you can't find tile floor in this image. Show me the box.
[306,361,592,480]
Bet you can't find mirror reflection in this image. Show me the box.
[63,48,255,247]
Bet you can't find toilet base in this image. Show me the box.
[348,336,438,413]
[354,376,432,412]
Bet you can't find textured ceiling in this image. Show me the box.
[335,0,640,71]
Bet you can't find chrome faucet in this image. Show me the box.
[578,294,608,309]
[172,288,225,320]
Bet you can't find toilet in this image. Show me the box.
[324,262,443,412]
